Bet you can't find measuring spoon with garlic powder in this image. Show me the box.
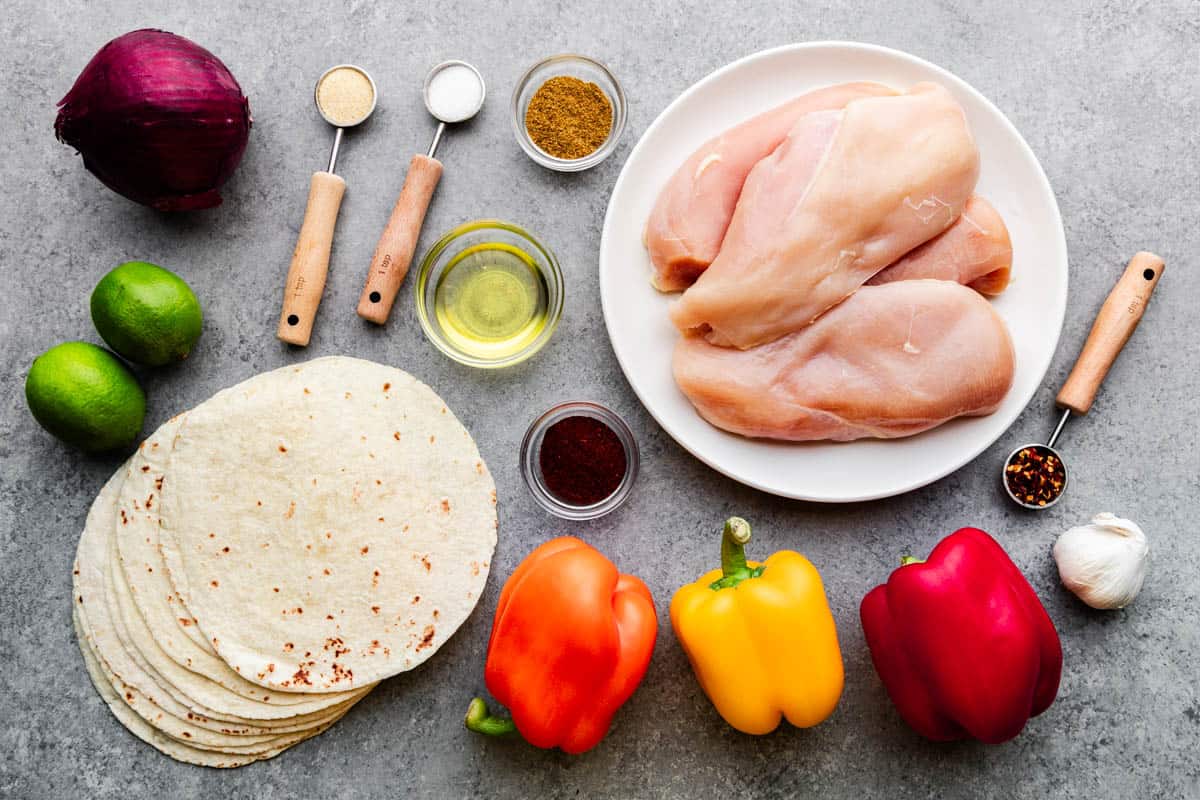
[357,60,485,324]
[278,65,377,346]
[1003,251,1165,509]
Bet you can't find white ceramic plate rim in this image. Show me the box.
[599,41,1068,502]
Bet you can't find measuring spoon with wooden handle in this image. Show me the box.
[1003,251,1165,509]
[357,61,485,324]
[278,65,377,346]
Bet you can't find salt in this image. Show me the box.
[425,64,484,123]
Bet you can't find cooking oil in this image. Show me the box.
[432,242,550,360]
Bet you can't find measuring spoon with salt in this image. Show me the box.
[1003,251,1164,509]
[357,60,486,324]
[278,64,377,346]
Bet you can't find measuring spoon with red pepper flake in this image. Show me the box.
[1004,251,1164,509]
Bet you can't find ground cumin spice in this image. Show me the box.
[525,76,613,160]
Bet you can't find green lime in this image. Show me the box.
[91,261,203,366]
[25,342,146,452]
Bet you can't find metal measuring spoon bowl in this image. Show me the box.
[422,60,486,157]
[1002,442,1069,510]
[424,60,485,122]
[315,64,378,129]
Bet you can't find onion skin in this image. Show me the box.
[55,29,252,211]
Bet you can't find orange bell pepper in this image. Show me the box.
[465,537,657,754]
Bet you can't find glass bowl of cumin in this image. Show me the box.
[511,54,627,172]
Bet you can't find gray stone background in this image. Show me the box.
[1,1,1197,798]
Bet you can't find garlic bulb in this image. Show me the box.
[1052,513,1148,610]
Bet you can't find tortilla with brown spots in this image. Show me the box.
[157,357,497,692]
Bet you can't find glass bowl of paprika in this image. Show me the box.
[511,54,627,172]
[520,401,640,520]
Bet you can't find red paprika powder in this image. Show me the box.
[538,415,627,506]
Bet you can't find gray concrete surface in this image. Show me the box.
[2,1,1197,797]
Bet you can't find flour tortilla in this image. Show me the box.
[76,609,341,766]
[107,504,364,725]
[74,607,267,768]
[74,465,355,762]
[113,416,370,715]
[72,471,344,760]
[157,357,497,691]
[116,417,212,655]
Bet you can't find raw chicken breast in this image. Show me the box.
[673,281,1015,441]
[670,83,981,350]
[869,195,1012,295]
[643,82,896,292]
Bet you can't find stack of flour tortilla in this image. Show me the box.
[72,357,498,767]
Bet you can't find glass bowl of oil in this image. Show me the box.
[415,220,564,368]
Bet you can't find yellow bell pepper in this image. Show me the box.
[670,517,844,734]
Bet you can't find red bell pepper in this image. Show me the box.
[860,527,1062,744]
[465,537,657,754]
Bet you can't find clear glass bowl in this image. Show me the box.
[520,402,640,520]
[511,54,627,172]
[415,220,563,369]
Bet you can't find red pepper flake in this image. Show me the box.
[1005,446,1066,507]
[538,415,627,506]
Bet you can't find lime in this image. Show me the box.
[91,261,203,366]
[25,342,145,452]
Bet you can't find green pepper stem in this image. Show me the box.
[721,517,752,574]
[465,697,516,737]
[710,517,765,590]
[900,555,925,567]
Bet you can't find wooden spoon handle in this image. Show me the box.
[357,154,444,324]
[1057,251,1165,415]
[278,171,347,346]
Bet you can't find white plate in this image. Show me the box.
[599,42,1068,502]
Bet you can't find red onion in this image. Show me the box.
[55,29,252,211]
